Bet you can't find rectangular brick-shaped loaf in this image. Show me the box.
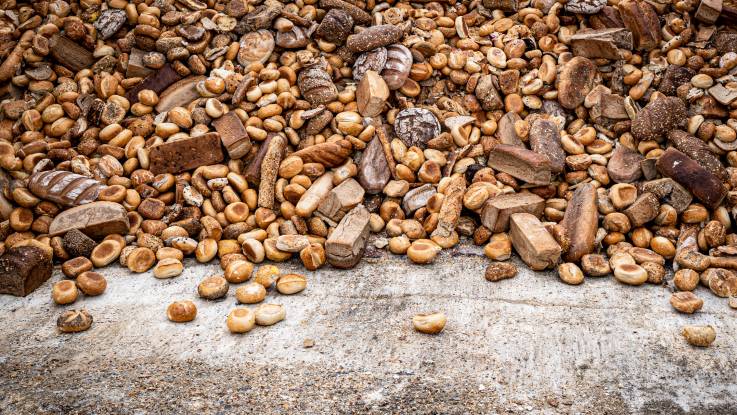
[570,28,632,60]
[317,178,365,221]
[0,246,52,297]
[487,144,552,185]
[560,183,598,262]
[510,213,561,271]
[124,64,182,105]
[481,192,545,232]
[49,35,94,73]
[149,133,224,174]
[326,205,370,269]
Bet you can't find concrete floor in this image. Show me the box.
[0,242,736,414]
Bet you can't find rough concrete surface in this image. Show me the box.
[1,243,736,414]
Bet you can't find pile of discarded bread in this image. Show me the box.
[0,0,735,344]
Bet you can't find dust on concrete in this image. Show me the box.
[0,355,637,415]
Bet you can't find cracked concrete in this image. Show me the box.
[1,244,736,414]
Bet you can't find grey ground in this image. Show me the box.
[1,242,736,415]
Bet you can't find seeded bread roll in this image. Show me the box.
[319,0,372,25]
[315,9,354,44]
[631,96,687,141]
[62,229,96,258]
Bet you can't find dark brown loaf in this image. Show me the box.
[28,170,105,207]
[590,6,624,28]
[618,0,661,50]
[668,130,728,181]
[393,108,442,148]
[244,133,277,185]
[315,9,354,44]
[656,147,726,209]
[319,0,372,25]
[148,133,224,175]
[124,64,183,105]
[62,229,97,258]
[0,246,52,297]
[658,65,695,96]
[49,35,94,73]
